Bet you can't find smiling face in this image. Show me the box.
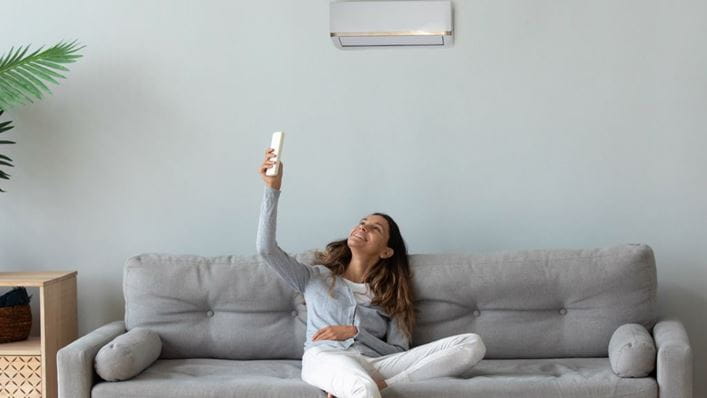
[347,214,393,259]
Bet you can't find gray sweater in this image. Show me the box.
[256,185,410,357]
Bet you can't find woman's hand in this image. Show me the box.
[258,147,283,190]
[312,325,358,341]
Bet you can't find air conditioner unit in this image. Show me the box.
[330,0,453,49]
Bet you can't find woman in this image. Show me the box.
[256,148,486,398]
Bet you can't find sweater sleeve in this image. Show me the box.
[353,314,410,356]
[255,185,313,294]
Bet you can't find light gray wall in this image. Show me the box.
[1,0,705,394]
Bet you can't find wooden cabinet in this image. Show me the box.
[0,272,77,398]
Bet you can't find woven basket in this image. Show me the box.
[0,304,32,344]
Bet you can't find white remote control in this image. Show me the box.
[266,131,284,177]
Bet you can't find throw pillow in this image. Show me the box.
[94,327,162,381]
[608,323,656,377]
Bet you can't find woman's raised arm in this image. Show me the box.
[256,148,312,293]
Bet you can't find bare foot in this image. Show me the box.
[325,379,386,397]
[376,379,388,390]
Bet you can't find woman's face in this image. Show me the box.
[347,214,393,258]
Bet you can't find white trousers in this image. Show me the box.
[301,333,486,398]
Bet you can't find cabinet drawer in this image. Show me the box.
[0,355,41,398]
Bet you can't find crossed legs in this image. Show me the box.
[301,333,485,398]
[369,333,486,386]
[302,346,383,398]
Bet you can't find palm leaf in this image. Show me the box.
[0,109,16,192]
[0,41,83,192]
[0,109,12,136]
[0,122,14,135]
[0,40,85,110]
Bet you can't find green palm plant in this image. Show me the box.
[0,40,85,192]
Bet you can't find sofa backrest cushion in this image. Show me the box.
[124,251,314,360]
[411,243,656,358]
[124,243,656,360]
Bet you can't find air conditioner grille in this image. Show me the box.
[336,34,445,47]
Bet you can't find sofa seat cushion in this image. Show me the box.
[456,358,657,398]
[92,357,657,398]
[92,358,319,398]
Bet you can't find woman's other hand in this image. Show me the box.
[258,147,283,190]
[312,325,358,341]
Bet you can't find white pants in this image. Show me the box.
[301,333,486,398]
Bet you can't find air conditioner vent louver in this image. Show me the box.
[330,1,453,49]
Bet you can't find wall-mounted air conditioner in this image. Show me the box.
[330,0,453,49]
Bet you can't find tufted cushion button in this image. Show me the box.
[472,310,481,317]
[559,308,567,315]
[206,310,214,317]
[291,310,297,317]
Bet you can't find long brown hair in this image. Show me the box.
[313,212,416,342]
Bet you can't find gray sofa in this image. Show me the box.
[57,243,692,398]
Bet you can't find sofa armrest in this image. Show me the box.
[57,320,126,398]
[653,319,693,398]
